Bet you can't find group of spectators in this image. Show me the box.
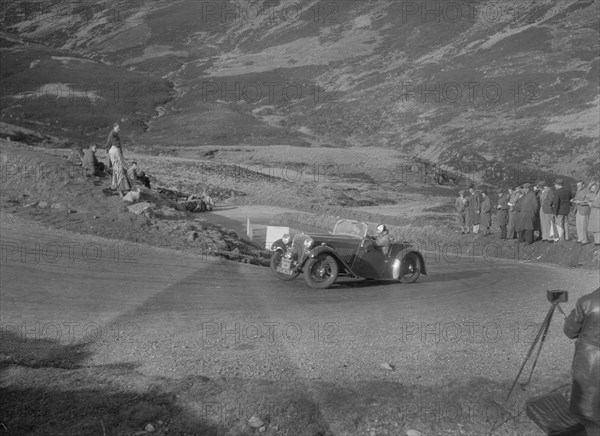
[67,143,106,176]
[454,179,600,245]
[67,123,151,197]
[454,185,494,236]
[68,123,217,212]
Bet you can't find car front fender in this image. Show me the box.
[304,245,355,275]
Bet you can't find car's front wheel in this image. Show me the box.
[303,254,338,289]
[270,250,300,281]
[400,252,421,283]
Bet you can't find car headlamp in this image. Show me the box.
[303,236,314,249]
[282,234,291,244]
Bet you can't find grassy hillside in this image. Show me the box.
[0,34,173,144]
[1,0,598,178]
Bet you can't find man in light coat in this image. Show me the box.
[538,181,554,242]
[507,186,521,239]
[468,185,481,234]
[454,190,469,234]
[573,180,591,244]
[588,180,600,245]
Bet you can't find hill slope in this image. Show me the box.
[1,0,599,178]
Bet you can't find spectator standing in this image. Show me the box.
[538,181,554,242]
[454,190,469,234]
[512,187,524,240]
[480,190,492,235]
[106,123,131,197]
[533,182,542,240]
[496,189,509,239]
[516,183,538,245]
[105,122,121,152]
[507,186,520,239]
[573,180,591,244]
[552,178,573,242]
[468,185,481,234]
[588,180,600,245]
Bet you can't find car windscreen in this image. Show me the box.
[332,221,367,237]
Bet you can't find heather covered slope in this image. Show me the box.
[1,0,599,178]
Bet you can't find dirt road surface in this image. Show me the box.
[3,214,598,381]
[2,214,598,435]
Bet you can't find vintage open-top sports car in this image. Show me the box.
[270,219,426,289]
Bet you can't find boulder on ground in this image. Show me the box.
[122,189,141,203]
[128,202,154,216]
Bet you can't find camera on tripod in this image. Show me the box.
[547,290,568,304]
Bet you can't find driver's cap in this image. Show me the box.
[376,224,386,233]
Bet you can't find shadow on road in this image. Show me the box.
[0,331,223,436]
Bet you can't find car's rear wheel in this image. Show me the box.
[400,252,421,283]
[303,254,338,289]
[270,250,300,281]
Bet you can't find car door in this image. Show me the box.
[351,238,388,278]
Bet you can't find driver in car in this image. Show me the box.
[368,224,391,256]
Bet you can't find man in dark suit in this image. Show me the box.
[516,183,538,245]
[552,178,573,242]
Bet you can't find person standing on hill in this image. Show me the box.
[563,287,600,436]
[106,122,121,153]
[468,185,481,234]
[587,180,600,246]
[552,178,572,242]
[512,187,524,239]
[496,189,509,239]
[454,190,469,234]
[538,181,554,242]
[106,123,131,197]
[480,190,492,236]
[533,182,542,241]
[573,180,591,244]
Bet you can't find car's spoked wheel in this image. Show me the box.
[270,251,300,281]
[303,254,338,289]
[400,252,421,283]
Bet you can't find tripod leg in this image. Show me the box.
[523,305,556,385]
[504,304,555,403]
